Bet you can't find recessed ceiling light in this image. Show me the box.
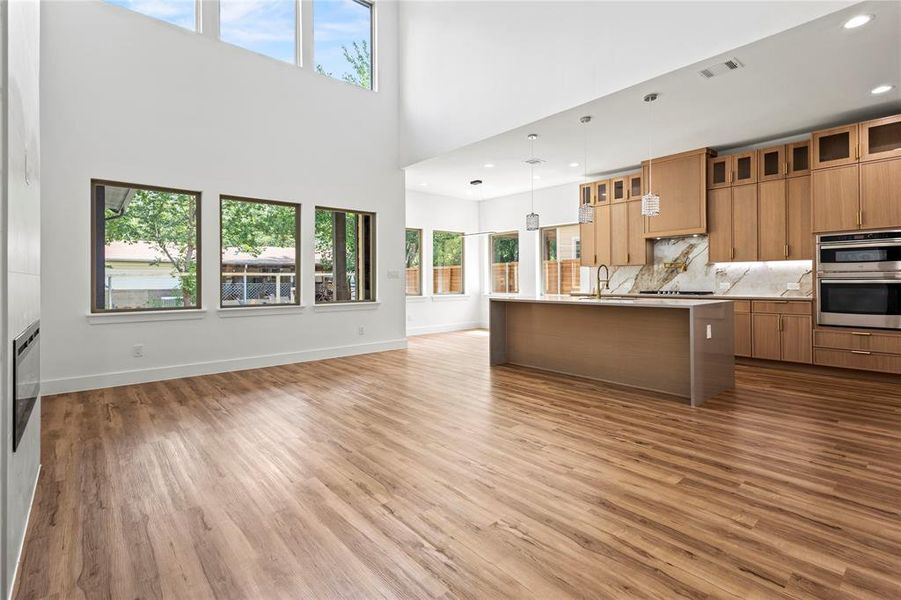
[843,14,873,29]
[871,84,895,95]
[569,162,580,167]
[484,163,494,168]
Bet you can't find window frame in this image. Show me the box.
[312,0,376,91]
[432,229,465,296]
[219,195,302,309]
[405,227,423,297]
[540,222,582,296]
[90,179,203,314]
[489,231,519,294]
[314,205,377,304]
[218,0,300,65]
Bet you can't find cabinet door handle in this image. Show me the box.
[783,162,788,175]
[784,244,789,258]
[779,317,783,332]
[855,144,860,160]
[730,248,735,260]
[851,350,871,355]
[850,332,872,337]
[857,211,863,226]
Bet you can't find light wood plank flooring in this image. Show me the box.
[14,330,901,599]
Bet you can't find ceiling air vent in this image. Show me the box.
[698,57,744,79]
[524,157,545,166]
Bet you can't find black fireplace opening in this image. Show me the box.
[13,320,39,452]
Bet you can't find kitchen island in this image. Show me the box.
[489,295,734,406]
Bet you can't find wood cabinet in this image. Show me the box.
[594,179,610,205]
[812,124,858,169]
[812,165,859,232]
[732,185,758,261]
[814,327,901,375]
[611,200,650,266]
[579,182,595,207]
[787,141,810,177]
[733,151,757,186]
[579,205,612,266]
[643,148,709,238]
[627,173,643,200]
[758,145,786,182]
[611,177,627,202]
[859,115,901,162]
[707,155,731,189]
[749,301,812,364]
[860,158,901,230]
[757,175,812,261]
[707,185,758,262]
[734,302,752,357]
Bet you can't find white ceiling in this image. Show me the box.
[405,0,901,201]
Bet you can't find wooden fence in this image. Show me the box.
[543,259,581,294]
[433,265,463,294]
[405,267,421,295]
[491,262,519,293]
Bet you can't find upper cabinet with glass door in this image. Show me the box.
[707,155,731,189]
[758,145,786,182]
[579,182,595,207]
[732,151,757,186]
[786,140,810,177]
[594,179,610,204]
[626,173,643,199]
[812,124,859,169]
[860,114,901,162]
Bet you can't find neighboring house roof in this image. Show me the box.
[104,241,298,266]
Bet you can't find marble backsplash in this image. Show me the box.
[591,236,813,297]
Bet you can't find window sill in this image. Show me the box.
[406,295,428,303]
[432,295,471,302]
[312,301,380,313]
[217,305,305,318]
[86,309,207,325]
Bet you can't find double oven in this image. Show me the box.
[817,230,901,330]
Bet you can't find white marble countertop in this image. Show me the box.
[489,294,731,309]
[593,292,814,302]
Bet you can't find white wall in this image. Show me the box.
[405,190,481,335]
[398,1,850,166]
[2,1,41,596]
[40,1,405,394]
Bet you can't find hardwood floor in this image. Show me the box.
[14,330,901,599]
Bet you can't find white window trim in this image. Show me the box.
[87,309,207,325]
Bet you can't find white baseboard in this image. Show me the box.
[7,464,40,600]
[406,321,483,336]
[41,338,408,395]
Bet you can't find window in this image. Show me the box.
[314,207,375,303]
[541,224,582,295]
[314,0,373,89]
[405,228,422,296]
[490,232,519,294]
[220,0,297,63]
[220,196,300,307]
[104,0,197,30]
[91,180,201,312]
[433,231,463,295]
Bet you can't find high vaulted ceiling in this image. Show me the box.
[403,0,900,201]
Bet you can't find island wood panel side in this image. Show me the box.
[502,303,692,399]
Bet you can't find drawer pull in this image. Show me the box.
[850,350,871,355]
[850,332,872,337]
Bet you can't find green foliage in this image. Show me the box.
[433,231,463,267]
[104,189,198,305]
[314,209,358,274]
[221,199,296,255]
[405,230,421,268]
[492,235,519,263]
[315,40,372,89]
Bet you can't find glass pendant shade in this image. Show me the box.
[641,191,660,217]
[578,203,594,224]
[526,212,540,231]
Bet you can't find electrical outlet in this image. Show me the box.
[786,282,801,291]
[706,324,713,340]
[357,326,365,336]
[132,344,144,358]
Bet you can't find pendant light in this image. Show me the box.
[525,133,540,231]
[641,93,661,217]
[578,115,594,224]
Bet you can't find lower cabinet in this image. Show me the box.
[736,300,812,363]
[814,329,901,374]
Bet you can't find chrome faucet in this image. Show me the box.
[596,264,610,298]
